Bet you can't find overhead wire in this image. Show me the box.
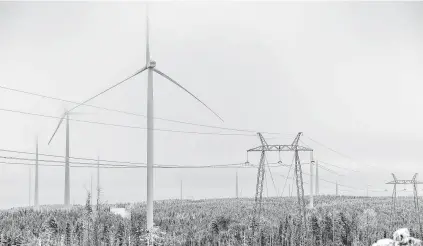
[0,159,255,169]
[0,86,385,195]
[300,138,361,174]
[318,164,345,176]
[299,136,388,192]
[318,160,361,173]
[264,155,278,196]
[300,137,366,173]
[0,148,292,169]
[0,84,282,135]
[0,155,146,167]
[0,148,147,165]
[280,153,296,197]
[275,161,384,193]
[0,107,260,137]
[303,135,360,164]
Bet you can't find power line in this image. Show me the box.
[279,174,309,185]
[304,172,365,191]
[318,164,345,176]
[0,147,286,169]
[301,136,386,191]
[0,155,145,167]
[303,135,359,163]
[277,165,382,193]
[0,148,147,165]
[299,139,354,175]
[267,154,382,194]
[0,84,282,135]
[318,160,361,173]
[280,154,296,197]
[0,107,260,137]
[0,159,253,169]
[265,155,278,196]
[301,136,367,173]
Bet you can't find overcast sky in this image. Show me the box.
[0,1,423,209]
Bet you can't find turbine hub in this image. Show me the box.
[148,59,156,68]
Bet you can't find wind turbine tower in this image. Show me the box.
[315,160,319,196]
[309,151,314,208]
[142,6,222,230]
[336,181,338,196]
[90,173,93,206]
[97,156,100,204]
[34,137,39,207]
[29,167,32,206]
[236,170,239,199]
[48,111,71,207]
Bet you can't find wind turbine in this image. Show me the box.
[48,111,71,207]
[61,5,222,230]
[140,7,222,230]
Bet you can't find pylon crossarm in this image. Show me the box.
[386,180,423,184]
[247,145,312,152]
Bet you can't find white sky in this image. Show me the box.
[0,1,423,208]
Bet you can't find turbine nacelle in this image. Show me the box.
[147,59,156,68]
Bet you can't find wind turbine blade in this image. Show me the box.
[146,4,150,64]
[69,66,147,113]
[48,112,66,145]
[153,68,224,122]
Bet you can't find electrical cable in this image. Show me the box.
[318,164,345,176]
[264,155,278,196]
[0,107,259,137]
[318,160,361,173]
[303,135,360,164]
[0,84,282,135]
[280,154,296,197]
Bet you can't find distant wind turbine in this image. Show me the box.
[47,111,72,207]
[34,136,39,208]
[97,156,100,205]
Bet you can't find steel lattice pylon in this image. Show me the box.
[248,132,312,239]
[387,173,423,237]
[293,142,307,234]
[251,150,266,236]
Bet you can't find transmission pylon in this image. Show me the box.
[292,133,307,234]
[247,132,313,239]
[387,173,423,237]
